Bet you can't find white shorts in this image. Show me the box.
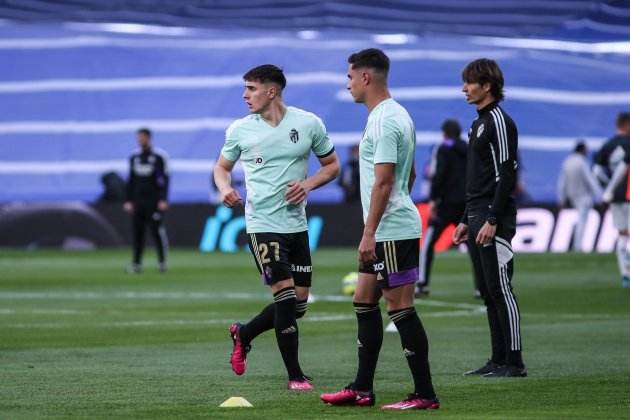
[611,203,630,231]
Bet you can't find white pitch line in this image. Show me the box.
[6,310,628,329]
[0,308,84,315]
[0,290,484,311]
[4,311,490,329]
[3,314,356,329]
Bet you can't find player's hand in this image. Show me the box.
[157,200,169,211]
[285,181,310,204]
[123,202,134,213]
[476,222,497,245]
[220,188,243,208]
[358,232,377,264]
[452,223,468,245]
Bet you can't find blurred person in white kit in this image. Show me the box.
[557,141,602,252]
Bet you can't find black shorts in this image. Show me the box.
[358,238,419,289]
[247,231,312,287]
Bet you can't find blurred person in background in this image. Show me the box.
[339,144,361,202]
[98,171,126,203]
[416,118,480,298]
[593,112,630,287]
[124,128,170,273]
[557,141,602,252]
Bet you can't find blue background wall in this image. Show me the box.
[1,1,629,203]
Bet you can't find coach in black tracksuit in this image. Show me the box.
[416,119,480,297]
[453,59,526,377]
[124,128,169,273]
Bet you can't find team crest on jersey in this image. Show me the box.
[477,123,485,137]
[289,129,299,143]
[254,156,264,166]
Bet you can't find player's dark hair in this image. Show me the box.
[441,119,461,140]
[347,48,390,76]
[574,141,586,154]
[243,64,286,90]
[137,127,152,138]
[462,58,505,102]
[616,112,630,128]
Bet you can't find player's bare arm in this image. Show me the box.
[213,155,243,207]
[359,162,394,263]
[285,151,340,204]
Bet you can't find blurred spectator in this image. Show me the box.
[593,112,630,287]
[98,171,126,202]
[416,119,480,297]
[124,128,170,273]
[513,152,531,204]
[338,144,360,202]
[557,141,602,252]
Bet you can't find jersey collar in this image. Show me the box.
[477,101,499,116]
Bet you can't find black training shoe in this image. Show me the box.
[463,360,502,376]
[483,364,527,378]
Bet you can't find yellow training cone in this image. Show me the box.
[219,397,253,408]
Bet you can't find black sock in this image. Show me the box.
[389,307,436,399]
[273,287,303,380]
[239,299,308,346]
[295,299,308,319]
[352,303,382,391]
[239,303,274,346]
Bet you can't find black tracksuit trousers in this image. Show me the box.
[466,200,522,366]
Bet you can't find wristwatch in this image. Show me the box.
[486,216,497,226]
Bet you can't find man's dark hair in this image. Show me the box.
[348,48,390,76]
[462,58,505,102]
[243,64,286,90]
[574,141,586,154]
[441,119,461,140]
[137,127,152,138]
[616,112,630,128]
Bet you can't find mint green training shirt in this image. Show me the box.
[359,98,421,241]
[221,106,334,233]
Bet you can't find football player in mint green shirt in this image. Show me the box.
[214,64,339,390]
[320,49,439,410]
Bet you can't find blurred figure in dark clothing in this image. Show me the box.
[98,171,126,202]
[416,119,480,298]
[339,144,360,202]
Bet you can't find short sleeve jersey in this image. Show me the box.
[359,98,421,242]
[221,106,334,233]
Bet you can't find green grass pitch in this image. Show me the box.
[1,248,629,419]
